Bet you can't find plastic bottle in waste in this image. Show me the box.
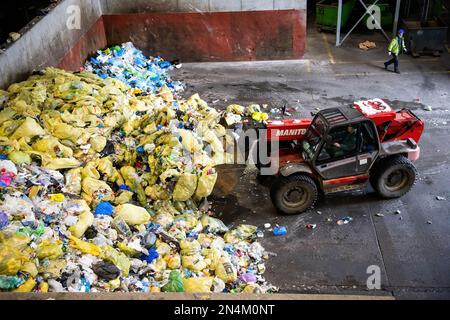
[112,215,132,237]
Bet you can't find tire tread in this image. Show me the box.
[270,174,319,215]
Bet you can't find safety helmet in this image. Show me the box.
[398,28,405,34]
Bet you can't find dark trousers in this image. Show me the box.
[385,54,399,70]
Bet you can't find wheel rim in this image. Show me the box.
[282,185,309,208]
[384,169,409,192]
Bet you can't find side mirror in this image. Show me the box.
[310,111,317,117]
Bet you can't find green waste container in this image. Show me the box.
[316,0,356,31]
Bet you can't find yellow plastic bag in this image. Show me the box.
[181,254,207,272]
[152,257,167,273]
[159,85,174,102]
[164,253,181,269]
[155,240,172,256]
[180,239,201,256]
[0,107,16,125]
[48,121,83,144]
[0,245,27,276]
[195,169,218,198]
[201,215,229,233]
[82,162,100,180]
[32,137,73,158]
[50,194,65,202]
[82,177,114,200]
[69,236,102,256]
[224,224,257,243]
[246,104,262,115]
[36,240,63,260]
[179,129,202,153]
[202,248,223,270]
[9,117,46,140]
[39,282,49,292]
[145,185,169,201]
[13,278,37,292]
[117,242,140,257]
[120,166,146,206]
[174,214,199,230]
[214,258,237,283]
[101,245,131,276]
[37,259,66,279]
[183,277,213,293]
[1,233,32,250]
[40,155,80,170]
[96,158,116,179]
[90,135,107,152]
[8,151,31,165]
[20,262,38,277]
[202,129,224,154]
[197,234,213,248]
[242,284,263,293]
[64,168,82,194]
[226,104,245,115]
[252,112,269,122]
[114,190,134,205]
[173,173,198,201]
[114,203,151,226]
[68,200,94,238]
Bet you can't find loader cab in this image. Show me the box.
[302,107,380,180]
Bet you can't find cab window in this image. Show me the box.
[317,124,359,163]
[360,121,378,153]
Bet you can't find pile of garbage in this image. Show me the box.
[0,66,274,293]
[358,40,376,51]
[84,42,184,95]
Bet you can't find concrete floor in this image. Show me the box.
[181,27,450,299]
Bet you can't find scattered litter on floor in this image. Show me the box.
[0,54,276,293]
[272,226,287,236]
[337,217,353,225]
[436,196,445,201]
[375,213,384,217]
[7,32,21,43]
[424,106,433,111]
[427,220,432,224]
[395,210,401,215]
[264,223,271,229]
[359,41,376,50]
[305,224,316,229]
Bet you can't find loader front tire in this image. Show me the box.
[270,174,318,215]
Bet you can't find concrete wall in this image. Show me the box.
[100,0,306,13]
[103,10,306,62]
[0,0,307,89]
[58,17,107,71]
[0,0,102,89]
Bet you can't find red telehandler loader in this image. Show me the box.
[253,99,424,214]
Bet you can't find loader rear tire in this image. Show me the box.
[270,174,318,215]
[370,155,417,199]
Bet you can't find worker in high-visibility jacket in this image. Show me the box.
[384,29,407,73]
